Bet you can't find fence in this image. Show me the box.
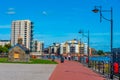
[80,56,120,80]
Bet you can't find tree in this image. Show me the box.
[2,47,8,53]
[97,50,105,55]
[0,45,2,53]
[0,45,9,55]
[4,43,11,49]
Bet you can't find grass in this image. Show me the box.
[0,58,58,64]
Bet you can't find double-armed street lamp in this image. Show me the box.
[92,6,113,79]
[79,30,90,67]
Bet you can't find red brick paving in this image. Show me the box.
[49,60,106,80]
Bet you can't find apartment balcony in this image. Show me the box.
[31,22,34,25]
[31,25,34,29]
[31,34,33,37]
[31,29,34,33]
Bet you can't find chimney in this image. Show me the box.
[18,35,23,44]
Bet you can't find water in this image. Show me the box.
[90,56,111,63]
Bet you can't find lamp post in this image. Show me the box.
[92,6,113,79]
[79,38,81,63]
[79,30,90,67]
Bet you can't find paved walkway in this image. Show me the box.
[0,64,56,80]
[49,60,106,80]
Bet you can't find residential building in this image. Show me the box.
[48,43,60,55]
[30,40,44,58]
[31,40,44,53]
[48,39,92,58]
[0,40,10,46]
[60,39,85,57]
[11,20,33,51]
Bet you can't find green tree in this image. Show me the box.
[0,45,2,53]
[4,43,11,49]
[97,50,105,55]
[0,45,9,55]
[2,47,8,53]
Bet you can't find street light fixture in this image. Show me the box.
[79,30,90,67]
[92,6,113,79]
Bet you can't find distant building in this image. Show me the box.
[84,43,88,56]
[89,48,96,56]
[30,40,44,58]
[48,43,60,55]
[31,40,44,53]
[47,39,92,58]
[43,48,49,54]
[0,40,10,46]
[112,48,120,62]
[11,20,33,51]
[60,39,85,57]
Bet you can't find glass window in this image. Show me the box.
[70,46,75,53]
[63,47,66,53]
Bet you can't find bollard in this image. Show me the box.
[119,63,120,80]
[102,61,104,75]
[95,61,97,70]
[92,61,94,69]
[94,61,95,70]
[98,61,100,73]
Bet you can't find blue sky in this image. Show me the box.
[0,0,120,51]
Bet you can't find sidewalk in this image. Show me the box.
[49,60,106,80]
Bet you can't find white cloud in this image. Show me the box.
[6,11,16,15]
[8,8,14,10]
[6,8,16,15]
[0,25,10,28]
[42,11,47,15]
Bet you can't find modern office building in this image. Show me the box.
[0,40,10,46]
[11,20,33,51]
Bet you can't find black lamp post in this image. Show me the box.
[92,6,113,79]
[80,38,81,62]
[79,30,90,67]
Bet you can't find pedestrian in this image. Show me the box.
[52,55,55,61]
[60,55,64,63]
[68,55,71,61]
[65,56,67,59]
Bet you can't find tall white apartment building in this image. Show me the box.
[11,20,33,51]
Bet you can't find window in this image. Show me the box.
[63,47,66,53]
[70,46,75,53]
[79,47,84,54]
[14,52,19,59]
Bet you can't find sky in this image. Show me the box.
[0,0,120,51]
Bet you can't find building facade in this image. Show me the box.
[11,20,33,51]
[48,43,60,55]
[60,39,85,57]
[32,40,44,53]
[0,40,10,46]
[47,39,93,57]
[8,37,30,62]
